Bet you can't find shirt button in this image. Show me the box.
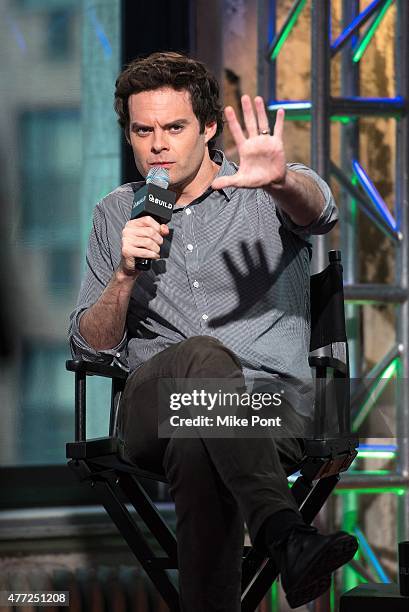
[187,244,194,251]
[193,280,199,288]
[202,314,208,321]
[116,352,121,358]
[185,208,191,215]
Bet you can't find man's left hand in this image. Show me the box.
[211,95,286,191]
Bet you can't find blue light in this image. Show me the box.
[331,0,387,54]
[354,527,390,583]
[86,8,112,59]
[270,97,403,111]
[341,95,404,106]
[352,160,398,231]
[7,16,27,52]
[267,101,311,111]
[358,444,397,452]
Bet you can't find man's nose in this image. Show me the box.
[151,129,169,153]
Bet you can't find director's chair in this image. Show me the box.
[66,250,359,611]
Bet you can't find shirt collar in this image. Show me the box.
[173,149,238,210]
[210,148,238,201]
[131,148,238,208]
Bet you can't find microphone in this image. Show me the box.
[131,167,176,271]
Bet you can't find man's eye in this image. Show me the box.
[133,126,152,136]
[170,125,183,132]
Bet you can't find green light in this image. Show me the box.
[348,565,368,583]
[347,299,385,305]
[333,115,351,124]
[353,0,394,63]
[352,358,399,431]
[383,359,398,379]
[335,487,406,495]
[349,469,392,475]
[270,0,307,60]
[267,103,350,123]
[351,195,358,223]
[330,575,335,612]
[285,114,311,121]
[270,581,278,612]
[342,493,359,591]
[278,113,350,123]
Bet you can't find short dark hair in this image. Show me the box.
[114,51,224,148]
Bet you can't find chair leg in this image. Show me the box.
[290,474,314,507]
[241,556,279,612]
[94,477,181,611]
[118,472,178,562]
[241,547,266,593]
[241,475,340,611]
[299,475,340,524]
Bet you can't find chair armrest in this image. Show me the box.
[66,359,128,441]
[66,359,128,380]
[309,356,347,374]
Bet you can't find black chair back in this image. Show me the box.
[309,250,351,437]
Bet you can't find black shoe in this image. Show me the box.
[268,524,358,609]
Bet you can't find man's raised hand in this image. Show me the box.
[211,95,286,191]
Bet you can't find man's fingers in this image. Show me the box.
[128,236,162,253]
[125,222,163,242]
[273,108,285,140]
[123,246,160,261]
[254,96,270,134]
[123,235,162,260]
[130,215,162,232]
[224,106,246,147]
[131,227,164,245]
[241,95,258,138]
[134,248,161,260]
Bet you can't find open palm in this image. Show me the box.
[212,95,286,190]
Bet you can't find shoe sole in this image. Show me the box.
[286,533,358,609]
[287,574,331,609]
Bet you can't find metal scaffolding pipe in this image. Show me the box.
[330,161,401,241]
[261,0,409,569]
[331,0,390,56]
[331,96,405,116]
[344,284,408,303]
[337,474,409,490]
[396,0,409,542]
[310,1,330,274]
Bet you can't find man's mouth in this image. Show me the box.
[149,162,174,167]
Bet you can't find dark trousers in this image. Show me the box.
[118,336,307,612]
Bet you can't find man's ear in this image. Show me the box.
[204,121,217,144]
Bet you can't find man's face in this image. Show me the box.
[127,87,216,188]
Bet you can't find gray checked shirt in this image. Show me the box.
[69,150,338,416]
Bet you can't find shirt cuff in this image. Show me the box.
[278,163,339,236]
[68,308,129,371]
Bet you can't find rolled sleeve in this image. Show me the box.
[69,308,129,369]
[68,201,129,370]
[278,163,338,236]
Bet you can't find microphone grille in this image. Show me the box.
[146,167,170,189]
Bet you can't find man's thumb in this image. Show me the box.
[211,176,236,191]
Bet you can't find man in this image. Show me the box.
[69,52,357,611]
